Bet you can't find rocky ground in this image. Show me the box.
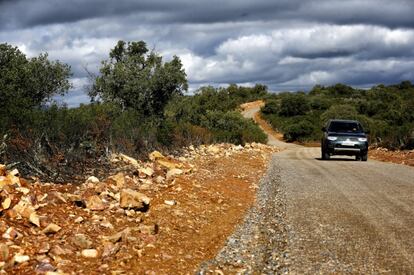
[369,147,414,167]
[0,143,279,274]
[198,155,289,274]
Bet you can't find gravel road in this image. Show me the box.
[199,106,414,274]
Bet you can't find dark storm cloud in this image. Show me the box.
[1,0,413,30]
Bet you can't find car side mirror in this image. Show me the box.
[321,127,326,132]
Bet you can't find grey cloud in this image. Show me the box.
[1,0,413,107]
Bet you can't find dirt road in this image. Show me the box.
[204,103,414,273]
[281,147,414,273]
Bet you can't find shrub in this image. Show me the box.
[279,94,310,116]
[261,100,279,114]
[283,120,315,142]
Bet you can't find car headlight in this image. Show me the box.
[327,136,338,141]
[358,137,367,142]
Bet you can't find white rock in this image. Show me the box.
[139,167,154,177]
[13,254,30,263]
[86,176,100,183]
[155,176,165,184]
[81,249,98,258]
[1,197,11,210]
[166,168,183,180]
[74,217,84,223]
[9,169,19,177]
[120,189,150,209]
[16,187,30,195]
[42,223,61,234]
[164,200,176,206]
[29,212,40,227]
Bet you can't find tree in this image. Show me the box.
[0,43,72,127]
[91,40,188,116]
[279,93,310,116]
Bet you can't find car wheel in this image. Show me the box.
[322,149,330,160]
[361,153,368,161]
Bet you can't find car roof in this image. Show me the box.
[328,119,360,124]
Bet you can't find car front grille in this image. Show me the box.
[336,137,359,142]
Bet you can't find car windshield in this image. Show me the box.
[328,121,363,133]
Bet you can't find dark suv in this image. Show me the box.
[321,119,369,161]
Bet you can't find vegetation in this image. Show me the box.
[0,42,266,181]
[165,85,268,145]
[261,83,414,149]
[0,43,72,131]
[90,40,187,117]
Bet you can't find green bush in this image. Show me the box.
[201,111,267,144]
[283,120,315,142]
[279,93,310,116]
[261,100,279,114]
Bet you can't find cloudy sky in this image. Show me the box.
[1,0,414,106]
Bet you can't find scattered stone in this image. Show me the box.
[81,249,98,258]
[207,145,220,154]
[5,209,18,219]
[38,242,51,254]
[114,153,140,167]
[164,200,176,206]
[139,181,152,191]
[104,228,131,243]
[155,176,165,184]
[67,194,83,206]
[9,169,19,177]
[72,234,93,249]
[86,176,100,184]
[157,159,180,170]
[42,223,61,235]
[120,189,150,210]
[149,151,164,161]
[138,224,158,235]
[7,172,20,185]
[139,167,154,177]
[13,199,35,219]
[45,271,68,275]
[29,212,41,227]
[102,242,121,258]
[108,173,126,188]
[0,244,9,261]
[49,245,69,257]
[74,217,84,223]
[166,168,183,180]
[85,195,107,211]
[1,197,11,210]
[2,227,19,240]
[100,221,114,229]
[13,254,30,264]
[50,191,67,204]
[35,261,56,273]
